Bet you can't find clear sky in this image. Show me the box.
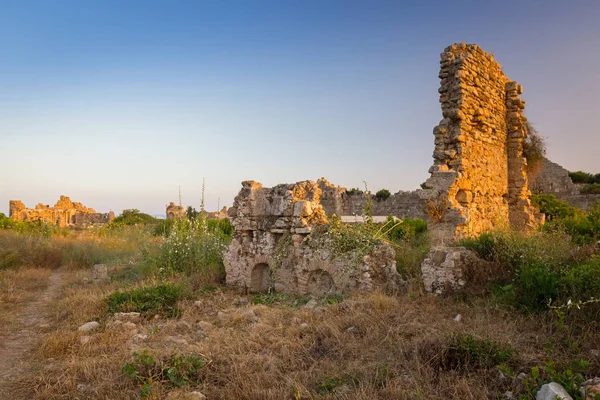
[1,0,599,216]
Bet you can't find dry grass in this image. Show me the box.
[0,268,52,340]
[8,277,598,400]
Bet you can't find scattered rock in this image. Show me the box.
[80,335,92,345]
[304,299,318,309]
[503,391,514,400]
[194,300,203,307]
[299,323,310,332]
[197,321,214,332]
[536,382,573,400]
[580,378,600,399]
[133,334,148,342]
[114,312,141,324]
[78,321,100,332]
[454,314,462,322]
[196,330,207,339]
[236,297,249,307]
[165,391,206,400]
[76,383,89,392]
[106,320,138,334]
[92,264,109,283]
[345,326,357,333]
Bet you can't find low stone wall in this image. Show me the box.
[224,180,402,295]
[318,178,427,220]
[8,196,113,227]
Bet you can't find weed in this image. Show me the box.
[105,283,182,318]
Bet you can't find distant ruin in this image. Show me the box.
[9,196,114,227]
[166,202,186,220]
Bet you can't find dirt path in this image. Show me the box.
[0,269,65,395]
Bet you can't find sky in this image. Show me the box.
[1,0,599,216]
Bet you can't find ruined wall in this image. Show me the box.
[318,178,427,219]
[9,196,113,227]
[224,180,401,295]
[422,43,536,243]
[166,202,186,220]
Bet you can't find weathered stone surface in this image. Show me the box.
[580,378,600,399]
[224,180,402,295]
[114,312,141,324]
[9,196,114,227]
[421,247,480,294]
[536,382,573,400]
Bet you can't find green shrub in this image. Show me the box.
[123,350,206,397]
[105,283,182,317]
[386,217,427,243]
[110,209,158,227]
[580,183,600,194]
[531,194,578,220]
[148,216,230,278]
[345,188,362,196]
[446,333,513,370]
[375,189,391,201]
[523,122,546,171]
[569,170,600,184]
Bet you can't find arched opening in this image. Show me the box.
[250,263,272,292]
[167,212,175,220]
[307,269,334,296]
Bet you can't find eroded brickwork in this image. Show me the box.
[422,43,536,243]
[166,202,186,220]
[9,196,114,227]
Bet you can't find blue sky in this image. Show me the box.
[1,0,599,215]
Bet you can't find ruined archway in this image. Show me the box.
[250,263,272,292]
[307,269,334,296]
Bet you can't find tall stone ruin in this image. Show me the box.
[422,43,537,244]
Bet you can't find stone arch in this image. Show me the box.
[167,212,175,219]
[250,263,272,292]
[306,269,334,296]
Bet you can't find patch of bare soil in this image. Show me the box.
[0,269,65,397]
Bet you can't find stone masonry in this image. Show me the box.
[9,196,114,227]
[224,180,401,295]
[422,43,537,244]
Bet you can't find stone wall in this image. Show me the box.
[8,196,114,227]
[224,180,401,295]
[318,178,427,219]
[422,43,537,244]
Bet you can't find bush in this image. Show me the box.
[569,170,600,184]
[446,333,513,370]
[580,183,600,194]
[375,189,391,201]
[105,283,182,317]
[523,122,547,171]
[148,216,230,278]
[110,209,158,227]
[531,194,578,220]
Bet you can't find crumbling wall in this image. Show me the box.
[224,180,401,295]
[8,196,110,227]
[422,43,536,244]
[317,178,427,219]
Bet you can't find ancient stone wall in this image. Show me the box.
[224,180,401,295]
[422,43,536,244]
[8,196,113,227]
[317,178,427,219]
